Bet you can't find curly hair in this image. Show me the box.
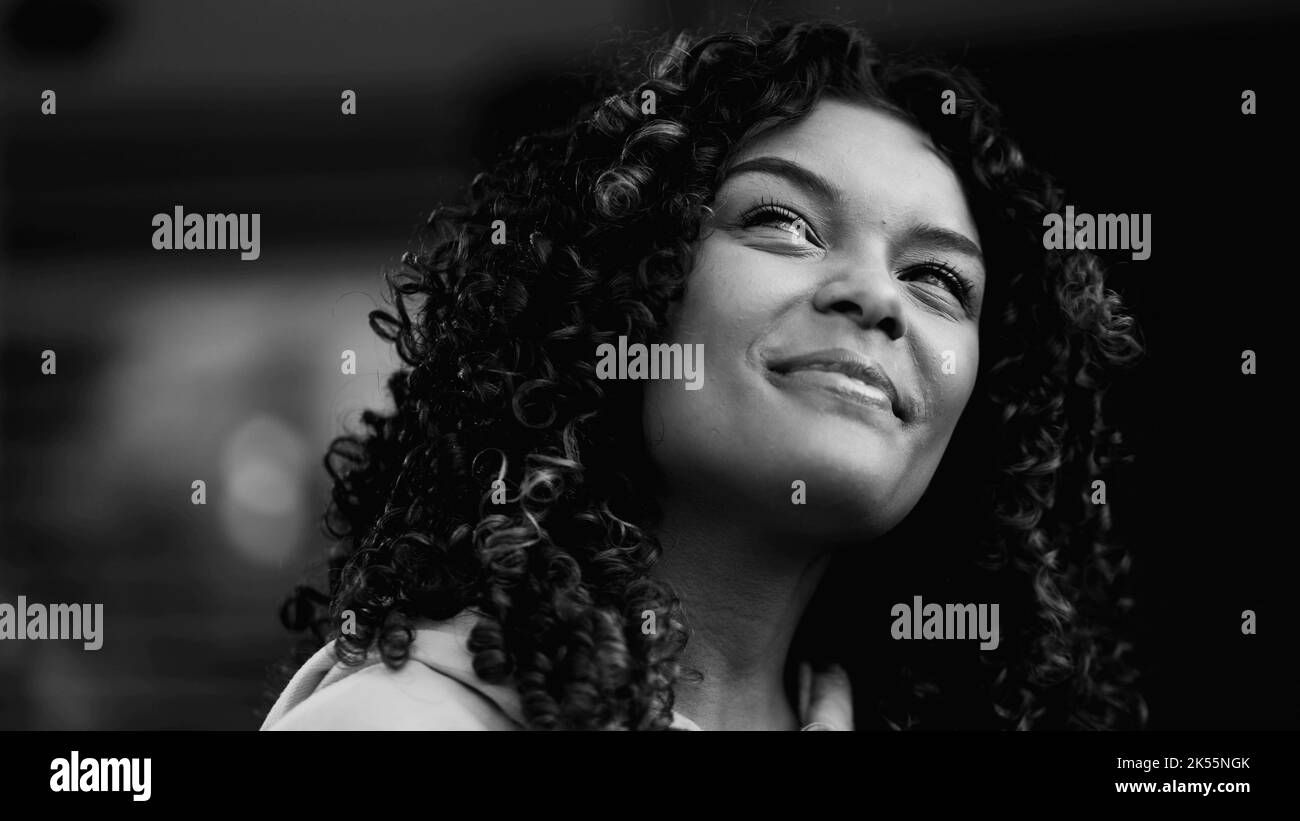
[276,18,1146,730]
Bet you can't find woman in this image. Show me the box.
[263,18,1144,731]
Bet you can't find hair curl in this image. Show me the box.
[275,18,1145,730]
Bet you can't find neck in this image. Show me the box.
[652,498,833,731]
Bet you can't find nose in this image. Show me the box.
[811,253,908,341]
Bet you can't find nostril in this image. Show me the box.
[878,316,904,339]
[829,300,904,339]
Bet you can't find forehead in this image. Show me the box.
[728,98,975,233]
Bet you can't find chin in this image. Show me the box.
[745,449,917,541]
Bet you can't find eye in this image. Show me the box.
[740,201,823,249]
[903,258,975,306]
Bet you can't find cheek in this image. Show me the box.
[662,242,791,386]
[919,324,979,433]
[641,242,786,483]
[680,232,803,322]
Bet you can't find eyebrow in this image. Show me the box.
[722,156,842,205]
[720,155,985,266]
[898,223,984,266]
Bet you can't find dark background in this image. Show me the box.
[1,0,1294,729]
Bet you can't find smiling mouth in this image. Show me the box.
[766,352,905,420]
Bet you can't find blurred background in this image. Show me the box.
[1,0,1294,730]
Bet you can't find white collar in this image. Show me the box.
[262,608,701,731]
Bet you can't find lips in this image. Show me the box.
[766,349,905,419]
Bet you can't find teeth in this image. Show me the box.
[835,377,890,402]
[800,368,890,403]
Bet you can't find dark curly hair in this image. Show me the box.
[275,18,1145,730]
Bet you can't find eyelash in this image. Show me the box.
[740,200,976,306]
[740,200,818,244]
[906,257,975,305]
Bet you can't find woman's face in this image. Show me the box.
[643,98,986,544]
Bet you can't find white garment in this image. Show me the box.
[261,608,701,731]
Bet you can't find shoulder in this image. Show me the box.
[266,657,520,731]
